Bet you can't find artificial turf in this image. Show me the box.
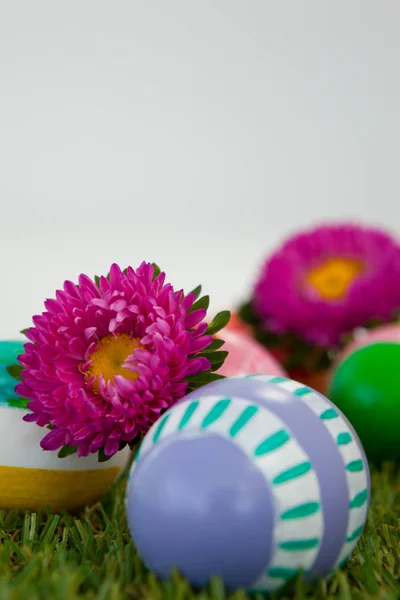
[0,464,398,600]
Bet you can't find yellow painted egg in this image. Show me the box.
[0,341,131,512]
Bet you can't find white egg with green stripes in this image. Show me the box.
[126,374,370,594]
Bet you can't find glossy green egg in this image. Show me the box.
[329,342,400,464]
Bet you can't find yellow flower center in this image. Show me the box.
[306,257,363,300]
[85,333,143,392]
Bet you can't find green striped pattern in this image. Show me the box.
[267,375,288,384]
[201,398,231,428]
[267,567,298,580]
[152,414,170,443]
[279,538,320,551]
[281,502,320,520]
[254,430,290,456]
[293,386,312,397]
[229,405,258,437]
[349,489,368,509]
[233,374,370,590]
[337,432,352,445]
[131,377,369,596]
[320,408,339,420]
[272,462,312,485]
[130,389,324,595]
[179,401,199,429]
[346,524,365,543]
[346,459,364,472]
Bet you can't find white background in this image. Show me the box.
[1,1,400,338]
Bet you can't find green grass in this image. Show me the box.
[0,465,398,600]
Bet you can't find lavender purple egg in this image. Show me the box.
[125,375,370,594]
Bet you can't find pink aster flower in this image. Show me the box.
[252,223,400,348]
[17,263,227,458]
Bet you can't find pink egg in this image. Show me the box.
[216,329,287,378]
[337,323,400,365]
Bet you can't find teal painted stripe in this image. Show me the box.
[272,461,312,485]
[254,429,290,457]
[337,432,352,445]
[201,398,231,428]
[281,502,320,520]
[153,414,170,443]
[279,538,320,551]
[179,401,199,430]
[349,489,368,509]
[229,405,258,437]
[346,459,364,472]
[134,444,142,462]
[293,387,312,396]
[320,408,339,420]
[346,524,364,543]
[268,567,298,580]
[268,376,288,384]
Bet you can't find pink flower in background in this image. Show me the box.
[17,263,213,457]
[253,223,400,347]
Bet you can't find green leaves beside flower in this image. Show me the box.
[238,300,331,373]
[189,294,210,313]
[183,285,231,391]
[58,440,142,462]
[57,445,79,459]
[6,397,29,409]
[205,310,230,335]
[6,364,23,381]
[2,364,29,409]
[240,297,400,374]
[151,263,161,280]
[186,306,231,393]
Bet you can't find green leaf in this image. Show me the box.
[127,433,142,451]
[57,445,78,459]
[6,364,23,381]
[254,329,283,348]
[185,370,212,385]
[238,300,259,326]
[314,350,332,371]
[200,338,225,352]
[152,263,161,280]
[189,294,210,313]
[187,284,202,300]
[94,275,101,287]
[199,350,229,371]
[186,370,226,389]
[98,447,113,463]
[20,328,29,335]
[187,376,225,394]
[6,397,29,409]
[207,372,226,382]
[206,311,231,336]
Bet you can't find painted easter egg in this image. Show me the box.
[216,330,286,378]
[332,323,400,368]
[0,340,131,512]
[126,375,369,594]
[329,339,400,464]
[225,311,251,335]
